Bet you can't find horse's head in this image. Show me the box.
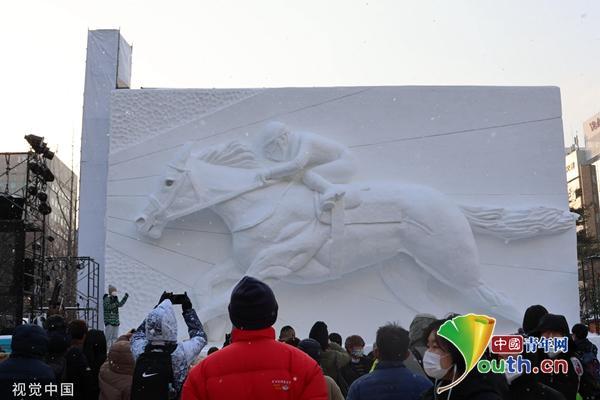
[136,140,262,239]
[136,145,198,239]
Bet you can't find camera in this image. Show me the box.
[163,292,187,305]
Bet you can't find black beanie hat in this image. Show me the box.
[11,324,49,358]
[309,321,329,351]
[535,314,570,337]
[522,305,548,335]
[298,338,322,364]
[572,323,589,340]
[228,276,278,330]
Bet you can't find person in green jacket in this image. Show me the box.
[310,321,351,396]
[103,285,129,348]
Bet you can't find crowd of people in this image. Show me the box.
[1,276,600,400]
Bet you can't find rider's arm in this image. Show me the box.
[303,170,331,193]
[266,140,311,180]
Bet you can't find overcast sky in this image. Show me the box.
[1,0,598,169]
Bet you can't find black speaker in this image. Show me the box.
[0,221,25,332]
[0,195,25,220]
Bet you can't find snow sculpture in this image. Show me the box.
[135,122,577,339]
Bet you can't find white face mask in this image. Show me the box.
[351,348,364,359]
[111,291,117,296]
[423,350,453,379]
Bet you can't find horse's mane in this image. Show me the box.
[198,141,259,168]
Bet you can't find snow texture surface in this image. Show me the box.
[101,86,578,344]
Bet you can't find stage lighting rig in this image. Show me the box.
[28,160,54,182]
[38,202,52,216]
[24,134,54,160]
[27,186,38,196]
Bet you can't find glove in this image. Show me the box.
[181,292,193,312]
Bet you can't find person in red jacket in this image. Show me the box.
[182,276,328,400]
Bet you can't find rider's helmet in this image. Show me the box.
[259,121,293,162]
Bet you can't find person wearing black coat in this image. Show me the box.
[83,329,107,400]
[498,348,566,400]
[535,314,581,400]
[419,319,507,400]
[46,331,69,381]
[44,315,69,381]
[572,323,600,400]
[341,334,373,387]
[0,325,55,399]
[64,320,94,400]
[506,368,566,400]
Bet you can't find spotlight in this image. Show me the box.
[28,160,42,175]
[41,168,54,182]
[28,160,54,182]
[38,203,52,215]
[43,149,54,160]
[27,186,38,196]
[24,135,45,152]
[24,135,54,159]
[37,192,48,202]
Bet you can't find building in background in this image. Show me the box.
[566,145,600,240]
[584,112,600,202]
[0,152,78,327]
[584,112,600,162]
[573,112,600,330]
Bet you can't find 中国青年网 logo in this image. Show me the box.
[434,314,572,395]
[482,334,570,376]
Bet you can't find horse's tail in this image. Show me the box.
[459,205,578,243]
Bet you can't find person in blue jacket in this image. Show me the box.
[347,323,432,400]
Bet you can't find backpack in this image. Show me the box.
[575,346,600,399]
[131,345,176,400]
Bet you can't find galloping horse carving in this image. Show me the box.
[136,122,577,339]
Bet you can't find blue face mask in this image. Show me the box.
[351,348,364,359]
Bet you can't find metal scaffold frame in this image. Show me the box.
[44,256,100,329]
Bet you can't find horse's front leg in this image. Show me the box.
[196,286,235,342]
[192,258,241,307]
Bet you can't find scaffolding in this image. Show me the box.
[0,152,49,324]
[0,137,81,331]
[44,256,100,329]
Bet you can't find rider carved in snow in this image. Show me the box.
[258,121,358,211]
